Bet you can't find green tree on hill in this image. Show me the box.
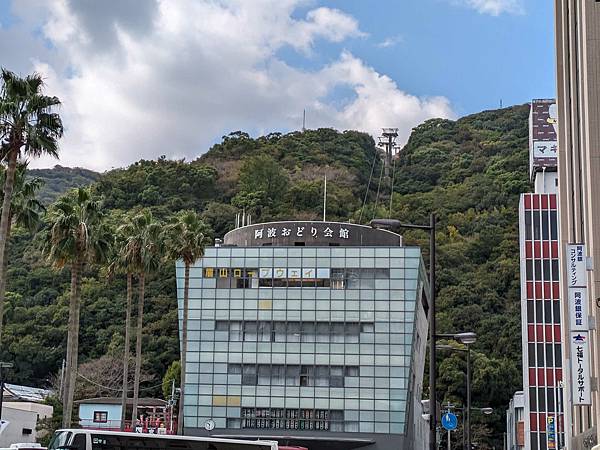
[0,69,63,345]
[0,163,45,344]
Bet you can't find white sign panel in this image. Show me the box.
[570,332,592,405]
[566,244,587,287]
[533,140,558,159]
[568,287,589,330]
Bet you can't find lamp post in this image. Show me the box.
[0,361,13,421]
[436,334,476,450]
[370,214,436,450]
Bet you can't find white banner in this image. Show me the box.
[570,331,592,405]
[566,244,587,287]
[568,287,589,330]
[533,140,558,159]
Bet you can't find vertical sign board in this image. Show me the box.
[565,244,592,405]
[570,332,592,405]
[566,244,587,287]
[547,416,557,449]
[530,99,558,174]
[568,287,589,330]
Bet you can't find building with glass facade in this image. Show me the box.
[176,221,430,450]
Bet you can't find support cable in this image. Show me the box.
[372,161,385,221]
[358,152,378,224]
[388,154,397,218]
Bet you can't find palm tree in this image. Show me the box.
[164,211,211,434]
[107,225,137,431]
[121,210,162,424]
[0,162,45,344]
[0,69,63,341]
[41,187,113,428]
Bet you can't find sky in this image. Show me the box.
[0,0,556,171]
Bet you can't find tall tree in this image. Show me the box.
[41,187,112,427]
[0,69,62,344]
[164,210,211,433]
[0,163,45,343]
[107,222,138,431]
[122,210,162,424]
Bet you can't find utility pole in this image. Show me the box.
[0,362,13,420]
[169,379,175,432]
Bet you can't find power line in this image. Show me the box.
[77,372,165,393]
[372,161,385,221]
[359,152,378,224]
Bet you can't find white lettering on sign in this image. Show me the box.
[570,332,592,405]
[568,287,588,330]
[249,224,352,240]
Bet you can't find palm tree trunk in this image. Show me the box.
[0,148,18,346]
[177,263,190,435]
[120,272,133,431]
[0,218,12,347]
[131,272,145,425]
[62,256,82,428]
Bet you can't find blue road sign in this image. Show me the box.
[441,412,458,431]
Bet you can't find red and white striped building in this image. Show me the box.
[517,99,564,450]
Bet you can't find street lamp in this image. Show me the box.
[436,335,476,450]
[370,214,436,450]
[0,361,13,421]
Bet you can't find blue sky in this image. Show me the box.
[0,0,556,169]
[285,0,556,116]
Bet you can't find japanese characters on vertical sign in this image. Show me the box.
[565,244,592,405]
[252,224,350,241]
[566,244,587,287]
[570,332,592,405]
[546,416,557,449]
[568,287,589,330]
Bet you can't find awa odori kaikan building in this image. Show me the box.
[176,221,431,450]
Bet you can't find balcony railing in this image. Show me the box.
[79,419,177,435]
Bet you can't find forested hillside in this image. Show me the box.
[2,104,530,447]
[28,165,100,204]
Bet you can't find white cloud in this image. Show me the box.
[454,0,525,16]
[376,35,404,49]
[4,0,454,171]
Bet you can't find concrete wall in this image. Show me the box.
[0,406,40,447]
[555,0,600,446]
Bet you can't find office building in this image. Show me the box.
[176,221,430,450]
[507,391,525,450]
[518,99,564,450]
[554,1,600,448]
